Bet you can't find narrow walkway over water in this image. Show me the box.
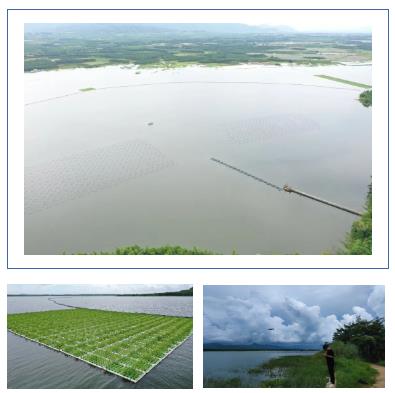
[211,158,363,216]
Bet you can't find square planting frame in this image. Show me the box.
[8,308,193,382]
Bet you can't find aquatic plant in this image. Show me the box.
[7,308,192,383]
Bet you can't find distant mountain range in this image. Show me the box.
[8,287,193,297]
[203,342,321,351]
[24,23,297,35]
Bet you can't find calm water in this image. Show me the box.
[25,64,371,254]
[7,296,193,389]
[203,350,317,387]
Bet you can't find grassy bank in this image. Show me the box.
[315,75,372,89]
[255,346,377,388]
[204,377,242,388]
[343,185,372,254]
[79,245,215,255]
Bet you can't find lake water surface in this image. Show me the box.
[25,64,371,254]
[7,296,192,389]
[203,349,317,387]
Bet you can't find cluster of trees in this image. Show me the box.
[344,184,372,254]
[117,287,193,296]
[24,27,371,71]
[359,90,372,107]
[333,317,385,363]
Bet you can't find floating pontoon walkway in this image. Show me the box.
[211,157,362,216]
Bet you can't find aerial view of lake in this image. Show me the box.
[25,64,371,255]
[203,350,318,387]
[7,296,193,389]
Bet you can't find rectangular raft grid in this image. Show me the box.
[7,308,193,382]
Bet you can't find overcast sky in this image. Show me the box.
[8,284,191,295]
[245,11,372,33]
[204,286,384,345]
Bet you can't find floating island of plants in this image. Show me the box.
[7,308,193,382]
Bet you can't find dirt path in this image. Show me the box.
[370,364,385,388]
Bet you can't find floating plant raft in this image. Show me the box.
[7,308,193,382]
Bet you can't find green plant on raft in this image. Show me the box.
[7,308,192,382]
[315,74,372,89]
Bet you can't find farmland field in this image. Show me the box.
[8,308,193,382]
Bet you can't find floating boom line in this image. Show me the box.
[210,157,283,191]
[210,157,362,216]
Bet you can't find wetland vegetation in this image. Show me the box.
[315,74,372,88]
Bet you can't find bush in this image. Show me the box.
[344,184,372,255]
[84,244,215,255]
[333,317,385,363]
[359,90,372,107]
[331,341,359,359]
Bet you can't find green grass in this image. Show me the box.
[315,75,372,89]
[256,350,377,388]
[204,377,242,388]
[8,308,192,382]
[79,87,96,92]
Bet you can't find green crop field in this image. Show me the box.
[8,308,193,382]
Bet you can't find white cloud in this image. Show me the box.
[367,286,385,317]
[204,287,384,345]
[340,306,374,325]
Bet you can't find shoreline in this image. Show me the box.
[25,60,373,75]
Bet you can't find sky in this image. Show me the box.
[7,284,191,295]
[244,11,372,33]
[204,286,384,345]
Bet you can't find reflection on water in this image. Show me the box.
[25,64,371,255]
[7,296,193,389]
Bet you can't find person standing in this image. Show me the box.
[323,343,336,386]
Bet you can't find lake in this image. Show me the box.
[7,296,193,389]
[25,64,371,254]
[203,349,317,387]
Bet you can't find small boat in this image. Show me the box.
[147,122,154,126]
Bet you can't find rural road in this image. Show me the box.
[370,365,385,388]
